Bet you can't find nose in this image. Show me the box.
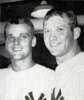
[14,38,20,45]
[49,33,57,41]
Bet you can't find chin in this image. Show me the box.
[50,51,59,56]
[13,57,22,60]
[50,50,63,57]
[11,54,23,60]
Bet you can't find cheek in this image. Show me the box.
[44,34,49,42]
[6,42,12,49]
[59,32,67,41]
[5,44,13,55]
[64,36,74,51]
[68,38,74,47]
[21,40,32,49]
[44,37,49,48]
[60,31,73,44]
[66,33,74,44]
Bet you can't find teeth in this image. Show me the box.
[51,44,57,47]
[50,42,61,47]
[50,44,58,46]
[13,48,22,51]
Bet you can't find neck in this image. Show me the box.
[56,42,81,65]
[11,56,35,71]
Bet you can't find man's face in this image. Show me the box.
[43,16,75,57]
[5,23,36,60]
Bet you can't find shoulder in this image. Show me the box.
[64,52,84,66]
[35,64,55,83]
[36,63,54,72]
[35,64,55,78]
[0,66,11,74]
[0,68,9,79]
[0,68,8,72]
[69,52,84,72]
[74,52,84,65]
[75,52,84,59]
[56,52,84,73]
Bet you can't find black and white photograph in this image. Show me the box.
[0,0,84,100]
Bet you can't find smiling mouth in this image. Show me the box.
[50,42,61,47]
[13,47,22,51]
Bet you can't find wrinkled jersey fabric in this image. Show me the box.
[0,64,55,100]
[54,52,84,100]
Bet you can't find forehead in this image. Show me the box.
[44,15,70,28]
[6,23,31,35]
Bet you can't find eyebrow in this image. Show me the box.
[44,28,51,30]
[19,32,29,35]
[55,24,69,29]
[6,34,13,37]
[7,32,30,36]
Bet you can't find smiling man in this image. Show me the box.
[0,18,55,100]
[43,9,84,100]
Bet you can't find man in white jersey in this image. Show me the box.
[0,18,55,100]
[43,9,84,100]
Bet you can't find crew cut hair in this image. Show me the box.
[4,18,34,39]
[44,9,78,31]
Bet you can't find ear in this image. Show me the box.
[73,27,81,40]
[32,36,36,47]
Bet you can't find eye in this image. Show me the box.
[57,28,63,32]
[44,29,51,34]
[19,35,28,41]
[7,36,14,41]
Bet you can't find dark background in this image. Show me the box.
[1,1,84,21]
